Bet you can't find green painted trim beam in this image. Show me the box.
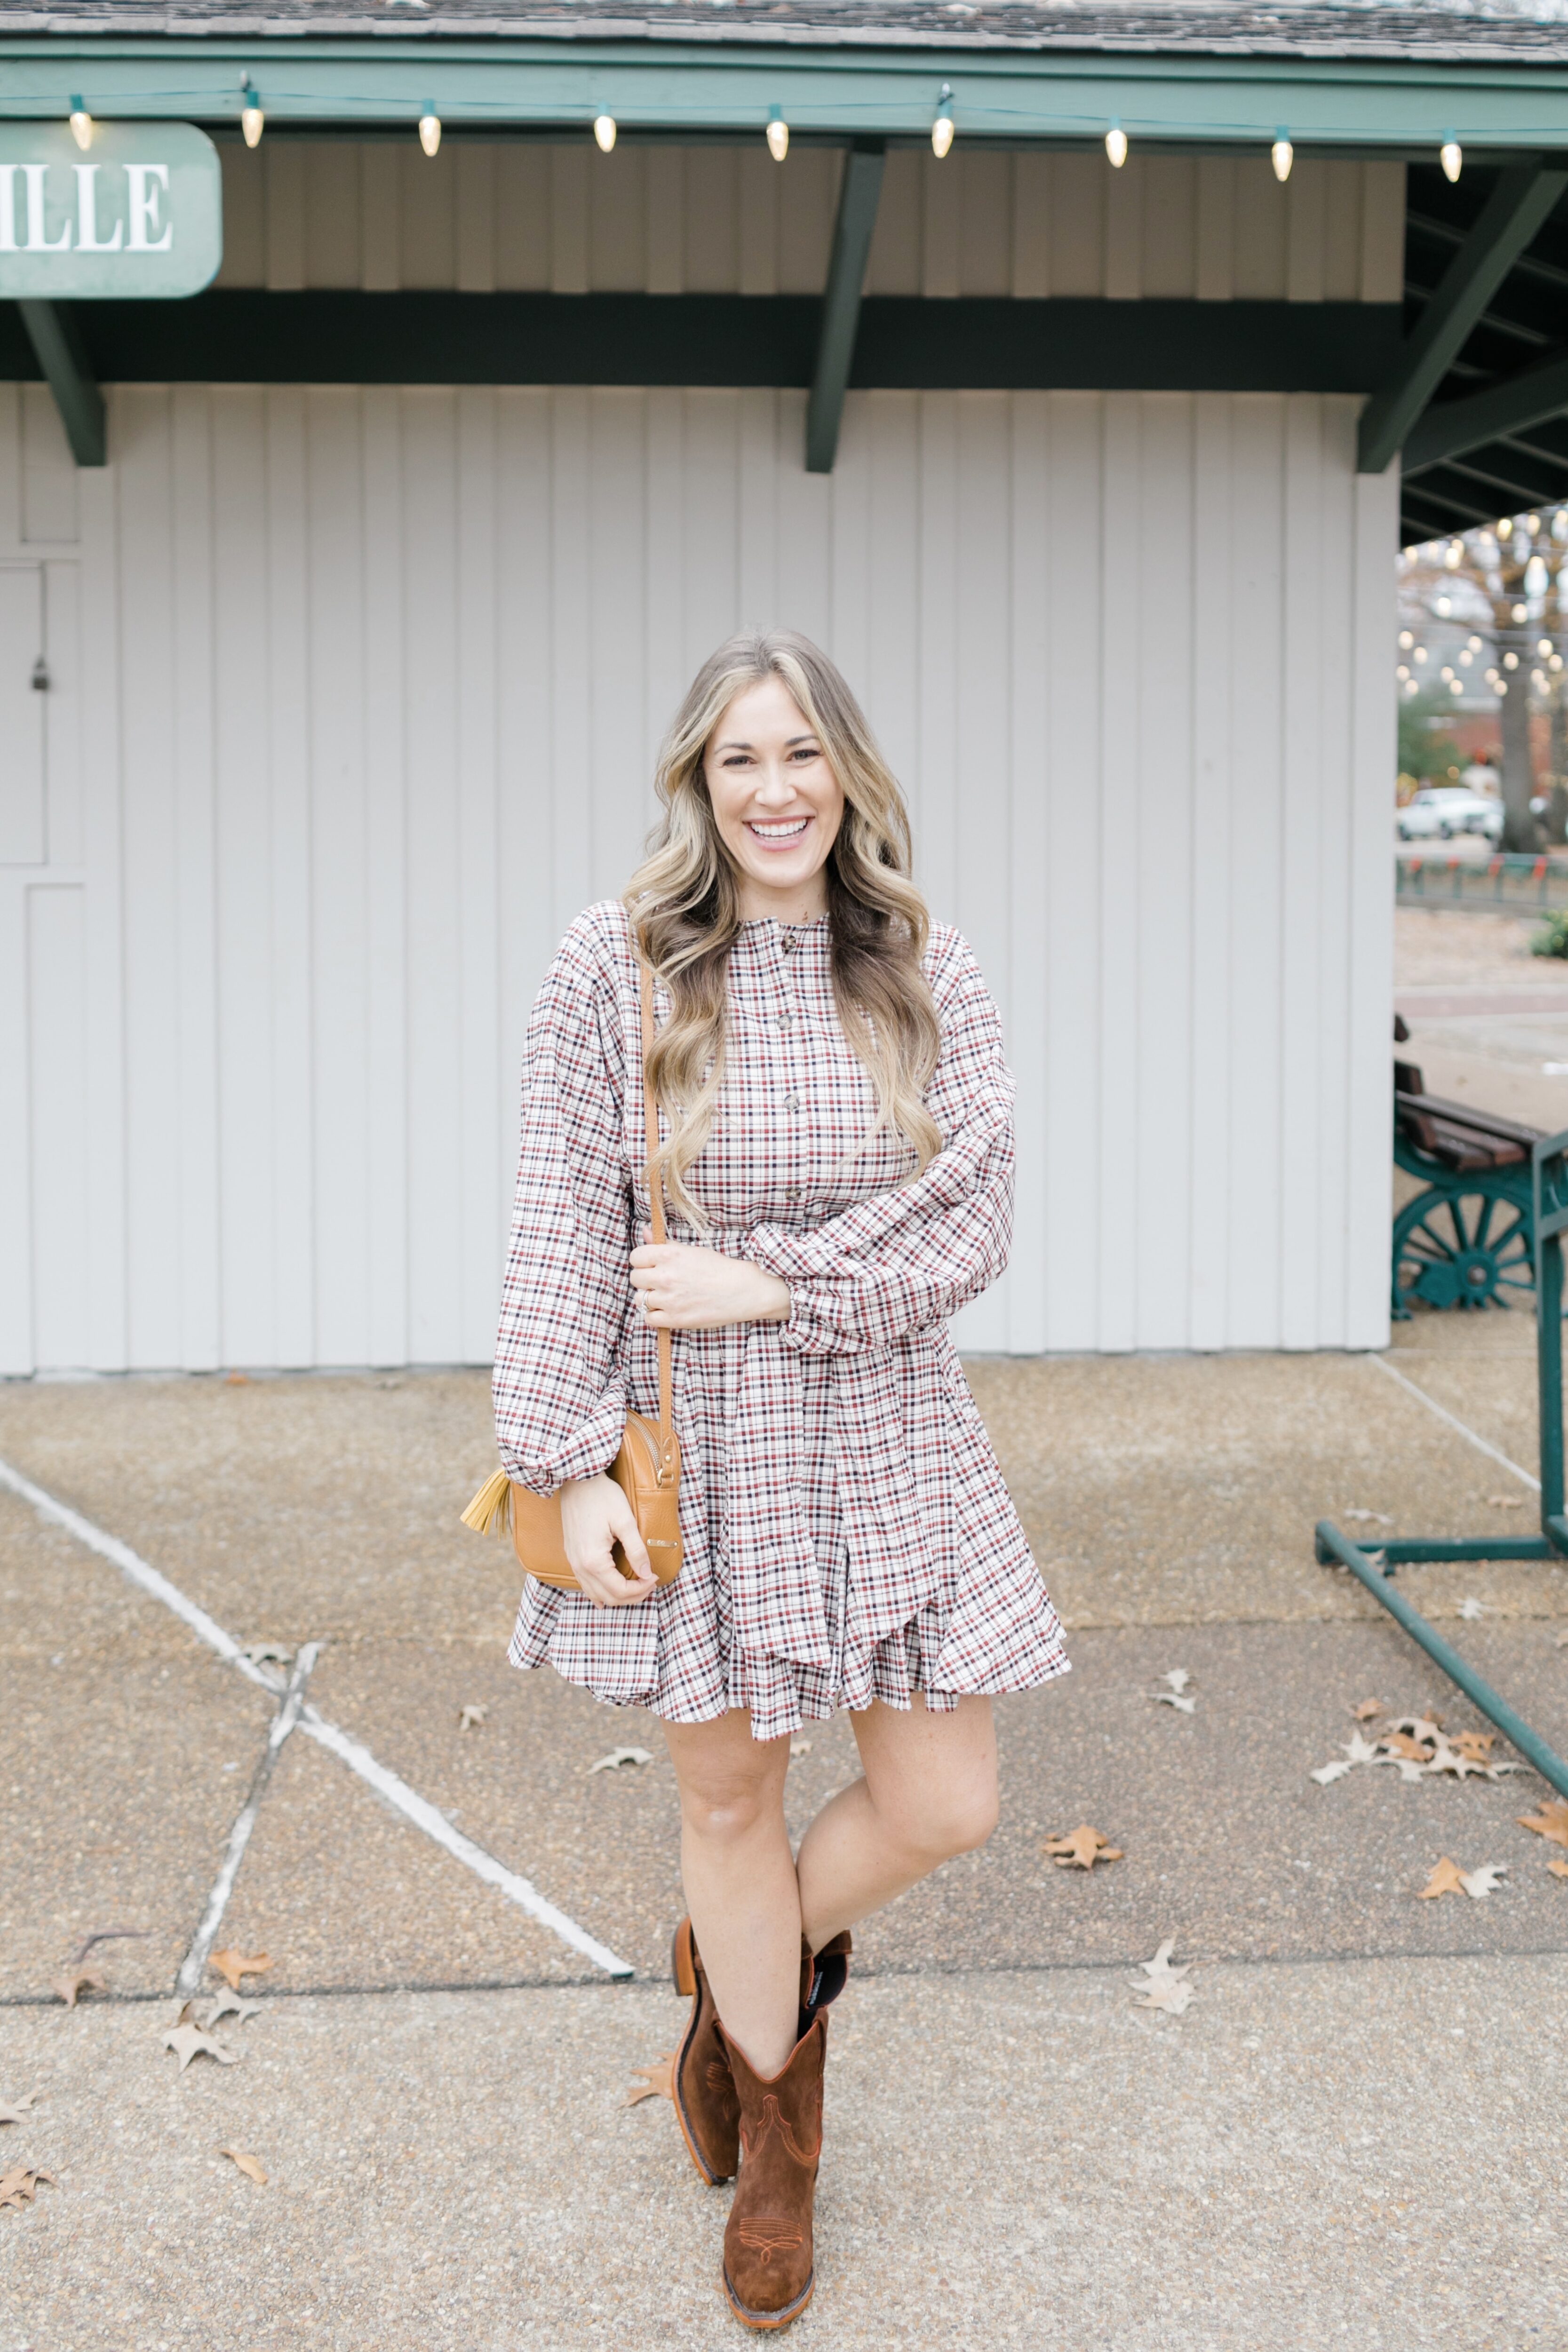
[806,141,884,475]
[8,40,1568,150]
[1357,162,1568,475]
[16,298,104,466]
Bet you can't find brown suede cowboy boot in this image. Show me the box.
[671,1916,740,2186]
[718,2013,828,2329]
[670,1923,851,2191]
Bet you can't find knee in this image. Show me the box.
[679,1772,779,1849]
[883,1775,999,1867]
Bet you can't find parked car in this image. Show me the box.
[1397,787,1504,843]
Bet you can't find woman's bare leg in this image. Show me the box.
[794,1696,998,1952]
[662,1710,800,2076]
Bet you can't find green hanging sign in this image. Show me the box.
[0,121,221,300]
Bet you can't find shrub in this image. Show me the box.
[1531,910,1568,959]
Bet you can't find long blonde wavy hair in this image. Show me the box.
[625,630,943,1223]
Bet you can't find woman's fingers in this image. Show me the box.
[605,1489,653,1584]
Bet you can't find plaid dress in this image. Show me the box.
[497,901,1069,1742]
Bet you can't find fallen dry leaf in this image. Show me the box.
[1556,1629,1568,1650]
[209,1949,273,1992]
[202,1993,263,2029]
[1131,1941,1194,2016]
[225,1370,251,1385]
[1548,1858,1568,1880]
[0,2095,39,2127]
[1151,1692,1196,1715]
[1351,1699,1383,1721]
[1044,1825,1123,1871]
[1160,1669,1192,1694]
[457,1704,488,1731]
[238,1643,290,1667]
[50,1969,105,2009]
[163,2023,242,2073]
[1457,1597,1485,1622]
[1311,1759,1354,1786]
[1417,1857,1507,1901]
[219,2145,268,2185]
[624,2053,676,2107]
[1516,1798,1568,1851]
[588,1747,653,1774]
[1450,1730,1496,1763]
[1383,1732,1435,1763]
[789,1737,813,1757]
[1345,1509,1393,1526]
[1484,1493,1526,1509]
[1342,1732,1382,1765]
[0,2167,56,2212]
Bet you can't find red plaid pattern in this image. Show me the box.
[497,902,1068,1741]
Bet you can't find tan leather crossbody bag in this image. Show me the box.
[460,954,683,1591]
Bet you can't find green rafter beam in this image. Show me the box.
[806,141,884,476]
[1404,347,1568,471]
[1358,162,1568,474]
[16,299,105,466]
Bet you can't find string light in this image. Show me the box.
[1498,516,1513,539]
[594,114,617,153]
[932,86,955,159]
[766,106,788,163]
[241,79,264,149]
[1271,134,1293,183]
[1105,122,1128,168]
[418,111,441,158]
[1441,139,1463,183]
[1540,637,1554,657]
[1399,629,1414,649]
[1512,601,1528,622]
[1504,651,1520,669]
[69,96,92,151]
[1445,539,1462,568]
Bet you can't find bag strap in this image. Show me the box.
[637,953,675,1451]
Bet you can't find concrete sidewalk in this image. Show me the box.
[2,1310,1565,2349]
[1,1956,1560,2350]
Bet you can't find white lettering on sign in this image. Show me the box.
[74,165,122,254]
[0,166,16,253]
[126,163,173,253]
[23,163,71,253]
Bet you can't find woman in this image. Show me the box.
[492,630,1068,2329]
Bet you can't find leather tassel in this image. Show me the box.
[461,1467,512,1536]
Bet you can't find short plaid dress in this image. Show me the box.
[497,900,1069,1742]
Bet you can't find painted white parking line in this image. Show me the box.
[176,1642,321,1999]
[1368,1353,1542,1493]
[0,1454,636,1979]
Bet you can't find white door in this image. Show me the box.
[0,565,45,863]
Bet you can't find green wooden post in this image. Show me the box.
[1534,1131,1568,1528]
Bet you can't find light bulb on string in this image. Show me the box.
[1445,539,1462,568]
[1271,134,1293,183]
[1105,122,1128,168]
[1440,139,1463,183]
[241,79,264,148]
[1498,516,1513,539]
[69,96,92,151]
[766,107,788,162]
[1513,601,1528,623]
[594,115,617,153]
[419,111,441,158]
[932,86,955,159]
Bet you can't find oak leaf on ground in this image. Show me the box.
[0,2167,55,2211]
[238,1643,291,1667]
[1417,1857,1507,1900]
[202,1993,263,2029]
[0,2095,39,2127]
[789,1737,813,1757]
[1548,1858,1568,1880]
[219,2145,267,2185]
[1131,1941,1195,2016]
[1457,1597,1485,1621]
[1044,1825,1123,1871]
[163,2023,242,2072]
[1345,1510,1393,1527]
[209,1949,272,1992]
[1351,1700,1383,1721]
[589,1748,653,1774]
[458,1704,488,1731]
[50,1969,105,2009]
[1517,1798,1568,1850]
[625,2054,676,2106]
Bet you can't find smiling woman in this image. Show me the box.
[486,627,1068,2329]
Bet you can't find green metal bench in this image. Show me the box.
[1392,1017,1543,1318]
[1318,1124,1568,1799]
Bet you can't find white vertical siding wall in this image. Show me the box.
[0,376,1395,1373]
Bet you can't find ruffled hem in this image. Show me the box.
[507,1570,1070,1742]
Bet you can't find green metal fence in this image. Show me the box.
[1396,850,1568,910]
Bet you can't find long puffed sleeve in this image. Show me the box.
[493,913,634,1492]
[744,933,1014,1357]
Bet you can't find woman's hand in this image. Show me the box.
[630,1241,791,1331]
[558,1472,658,1607]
